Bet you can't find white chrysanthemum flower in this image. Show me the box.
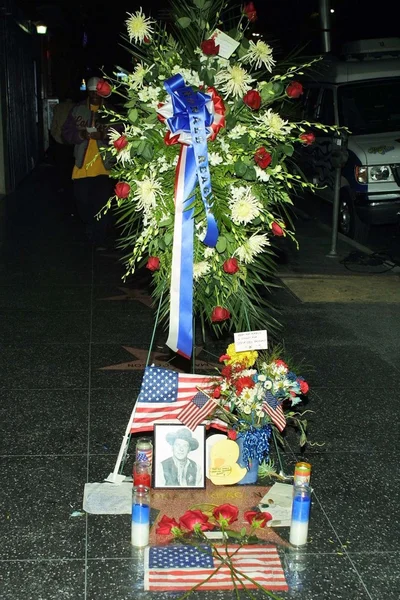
[107,127,132,166]
[214,65,254,98]
[126,8,154,44]
[227,124,248,140]
[128,62,151,89]
[240,40,276,72]
[209,152,223,166]
[134,176,164,213]
[204,247,216,259]
[255,166,271,182]
[229,186,262,225]
[193,261,211,281]
[256,109,292,138]
[235,233,270,263]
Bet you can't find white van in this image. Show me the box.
[300,38,400,241]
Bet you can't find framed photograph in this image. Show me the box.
[154,424,206,489]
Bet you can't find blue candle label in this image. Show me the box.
[292,496,311,523]
[132,503,150,524]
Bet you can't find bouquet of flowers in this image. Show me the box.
[203,343,309,466]
[100,0,331,357]
[154,502,286,598]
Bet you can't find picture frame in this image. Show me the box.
[153,424,206,489]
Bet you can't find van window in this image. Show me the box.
[319,89,335,125]
[338,79,400,134]
[303,87,320,120]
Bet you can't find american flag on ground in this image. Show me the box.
[177,391,217,431]
[144,544,288,591]
[130,366,222,434]
[262,391,286,432]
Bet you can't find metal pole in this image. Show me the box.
[327,135,343,258]
[319,0,331,53]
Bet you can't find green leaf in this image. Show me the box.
[128,108,138,124]
[159,215,173,227]
[164,232,173,246]
[140,142,154,161]
[281,144,294,157]
[216,236,227,253]
[243,166,256,181]
[272,81,284,95]
[193,0,205,8]
[124,99,137,108]
[177,17,191,28]
[234,160,247,177]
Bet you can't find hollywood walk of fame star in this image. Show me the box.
[100,287,153,307]
[100,345,220,372]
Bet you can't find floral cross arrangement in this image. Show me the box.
[201,343,310,469]
[155,502,286,598]
[99,0,334,358]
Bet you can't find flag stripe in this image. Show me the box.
[262,401,286,432]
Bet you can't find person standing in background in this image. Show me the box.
[62,77,115,249]
[50,91,76,208]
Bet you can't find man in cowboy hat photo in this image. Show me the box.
[157,427,203,488]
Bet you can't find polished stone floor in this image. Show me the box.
[0,166,399,599]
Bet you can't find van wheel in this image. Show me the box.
[339,192,370,243]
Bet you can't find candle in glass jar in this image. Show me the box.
[131,485,150,547]
[289,484,311,546]
[133,460,152,487]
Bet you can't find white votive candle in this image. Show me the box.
[131,485,150,547]
[289,484,311,547]
[131,521,149,547]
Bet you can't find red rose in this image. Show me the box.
[115,182,130,199]
[286,81,303,99]
[213,504,239,525]
[211,306,231,322]
[271,222,285,236]
[299,132,315,146]
[146,256,160,272]
[113,135,128,152]
[299,379,309,394]
[254,147,272,169]
[179,510,214,532]
[275,359,288,369]
[212,386,221,399]
[156,515,180,535]
[243,89,261,110]
[243,2,257,22]
[219,354,230,363]
[96,79,112,98]
[200,38,220,56]
[223,257,239,274]
[143,35,151,44]
[244,510,272,528]
[227,429,237,440]
[235,376,255,395]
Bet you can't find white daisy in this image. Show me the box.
[235,233,270,263]
[126,8,154,44]
[209,152,223,166]
[256,109,292,138]
[240,40,276,72]
[193,261,211,281]
[229,186,262,225]
[214,65,254,99]
[134,175,164,214]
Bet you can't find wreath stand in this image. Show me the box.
[106,288,290,484]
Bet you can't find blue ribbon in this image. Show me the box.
[164,74,219,358]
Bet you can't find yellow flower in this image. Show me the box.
[224,343,258,368]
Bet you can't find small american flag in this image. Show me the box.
[262,391,286,432]
[177,391,217,431]
[130,366,221,434]
[144,544,288,591]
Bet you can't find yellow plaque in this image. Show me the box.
[208,439,247,485]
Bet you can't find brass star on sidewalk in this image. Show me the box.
[100,346,219,372]
[100,287,153,307]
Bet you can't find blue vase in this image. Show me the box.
[236,434,260,485]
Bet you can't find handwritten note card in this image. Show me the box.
[234,330,268,352]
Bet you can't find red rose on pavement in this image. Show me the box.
[254,147,272,169]
[213,504,239,525]
[211,306,231,322]
[223,257,239,274]
[299,379,309,394]
[271,222,285,236]
[179,510,214,532]
[113,135,128,152]
[243,89,261,110]
[243,2,257,22]
[146,256,160,271]
[299,132,315,146]
[286,81,303,99]
[244,510,273,528]
[235,376,255,395]
[115,182,130,199]
[156,515,180,535]
[96,79,112,98]
[200,38,220,56]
